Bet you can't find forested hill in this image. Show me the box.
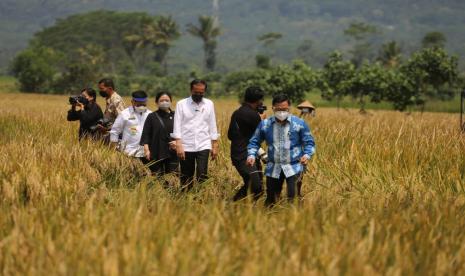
[1,0,465,72]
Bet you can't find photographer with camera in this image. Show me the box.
[67,88,103,140]
[227,86,266,202]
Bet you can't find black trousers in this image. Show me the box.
[180,150,210,191]
[265,171,299,206]
[232,160,263,201]
[148,157,179,176]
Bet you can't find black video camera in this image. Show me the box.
[257,105,267,114]
[69,95,89,105]
[89,118,113,132]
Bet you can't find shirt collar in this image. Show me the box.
[105,92,116,103]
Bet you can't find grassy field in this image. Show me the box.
[1,90,465,275]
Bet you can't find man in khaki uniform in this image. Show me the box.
[97,78,126,142]
[98,78,126,122]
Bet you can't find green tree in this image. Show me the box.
[10,47,58,93]
[400,47,459,110]
[224,69,271,98]
[34,11,157,74]
[347,62,393,112]
[255,54,271,69]
[187,16,221,72]
[224,61,316,103]
[422,31,446,49]
[122,16,155,63]
[377,41,402,68]
[266,60,316,103]
[257,32,283,48]
[256,32,283,65]
[318,51,355,109]
[384,70,418,111]
[152,16,181,74]
[344,21,379,67]
[52,44,106,93]
[125,16,181,74]
[296,39,323,66]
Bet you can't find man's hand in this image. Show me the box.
[168,141,176,151]
[211,140,219,160]
[96,124,108,133]
[76,101,85,110]
[246,156,256,167]
[176,140,185,160]
[144,145,151,160]
[259,113,267,120]
[300,155,309,165]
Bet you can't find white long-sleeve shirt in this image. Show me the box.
[172,97,219,152]
[110,106,151,157]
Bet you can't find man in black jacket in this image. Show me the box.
[227,86,266,201]
[67,88,103,140]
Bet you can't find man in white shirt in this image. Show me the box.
[110,91,151,159]
[172,79,219,191]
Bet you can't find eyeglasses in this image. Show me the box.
[272,107,289,112]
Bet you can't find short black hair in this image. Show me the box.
[190,79,208,91]
[244,86,264,103]
[272,94,291,106]
[81,87,96,100]
[155,91,172,102]
[132,90,148,100]
[98,78,115,89]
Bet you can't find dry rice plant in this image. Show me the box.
[1,92,465,275]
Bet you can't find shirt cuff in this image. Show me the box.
[170,133,181,139]
[302,154,310,160]
[211,133,220,140]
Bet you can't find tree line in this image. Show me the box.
[9,10,462,112]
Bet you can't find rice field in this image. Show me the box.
[1,91,465,275]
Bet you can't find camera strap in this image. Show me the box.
[154,112,168,133]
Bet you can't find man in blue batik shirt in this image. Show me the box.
[247,94,315,206]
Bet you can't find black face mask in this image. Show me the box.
[192,94,203,103]
[79,96,89,106]
[257,105,267,114]
[99,91,108,98]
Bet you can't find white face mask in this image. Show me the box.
[274,111,289,121]
[134,106,147,113]
[158,101,171,110]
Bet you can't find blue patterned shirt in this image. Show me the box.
[247,115,315,179]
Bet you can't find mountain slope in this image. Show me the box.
[1,0,464,72]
